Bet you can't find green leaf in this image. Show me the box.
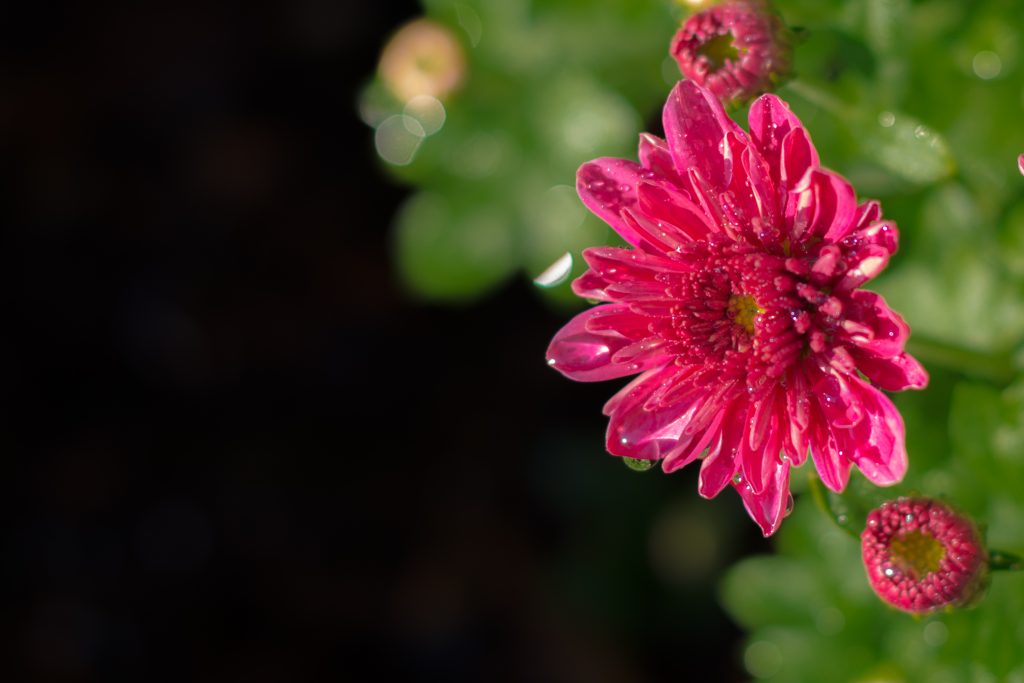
[394,191,519,301]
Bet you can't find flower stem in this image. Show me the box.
[989,549,1024,571]
[904,337,1017,385]
[808,472,861,540]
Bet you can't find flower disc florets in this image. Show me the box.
[546,81,927,535]
[862,498,988,613]
[671,0,792,106]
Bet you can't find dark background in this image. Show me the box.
[2,2,764,680]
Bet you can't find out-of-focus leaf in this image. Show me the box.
[394,191,518,300]
[857,111,954,185]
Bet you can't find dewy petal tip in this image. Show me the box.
[546,81,926,535]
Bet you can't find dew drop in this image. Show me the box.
[784,493,795,517]
[731,473,744,485]
[623,457,656,472]
[905,513,915,523]
[546,357,557,366]
[837,514,848,525]
[884,567,895,577]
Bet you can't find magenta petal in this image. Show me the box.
[809,423,852,493]
[663,80,746,192]
[636,181,715,242]
[780,127,819,194]
[698,400,746,498]
[571,270,614,301]
[749,93,815,189]
[841,219,898,259]
[852,349,929,391]
[841,291,910,357]
[829,375,908,486]
[546,305,668,382]
[833,244,890,293]
[581,246,680,287]
[577,158,651,247]
[853,200,882,231]
[785,169,857,248]
[605,367,702,460]
[735,460,791,537]
[638,133,687,188]
[661,410,723,473]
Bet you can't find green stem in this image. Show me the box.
[807,472,861,540]
[990,549,1024,571]
[904,337,1016,385]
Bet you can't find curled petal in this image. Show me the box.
[661,410,723,473]
[638,133,687,188]
[785,169,858,248]
[735,459,791,537]
[841,291,910,357]
[833,244,890,293]
[852,349,929,391]
[663,80,746,192]
[829,375,908,486]
[546,305,668,382]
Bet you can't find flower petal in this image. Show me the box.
[638,133,687,188]
[546,305,668,382]
[698,398,747,498]
[851,349,929,391]
[749,93,817,191]
[636,181,715,242]
[828,375,908,486]
[663,80,746,192]
[605,366,704,460]
[735,459,791,537]
[785,169,858,249]
[576,158,652,247]
[840,291,910,357]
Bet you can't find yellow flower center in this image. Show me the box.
[729,294,763,335]
[890,531,946,579]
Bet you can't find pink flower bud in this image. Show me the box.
[861,498,988,614]
[670,0,793,106]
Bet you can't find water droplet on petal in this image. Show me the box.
[884,567,895,577]
[784,493,795,517]
[623,457,656,472]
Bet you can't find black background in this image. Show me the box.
[2,2,763,680]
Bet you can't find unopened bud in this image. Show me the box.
[861,498,988,614]
[670,0,793,107]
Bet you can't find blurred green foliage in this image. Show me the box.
[365,0,1024,679]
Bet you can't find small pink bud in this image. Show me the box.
[861,498,988,614]
[670,0,793,107]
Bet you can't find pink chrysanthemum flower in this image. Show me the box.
[671,0,792,107]
[546,81,928,535]
[862,498,987,613]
